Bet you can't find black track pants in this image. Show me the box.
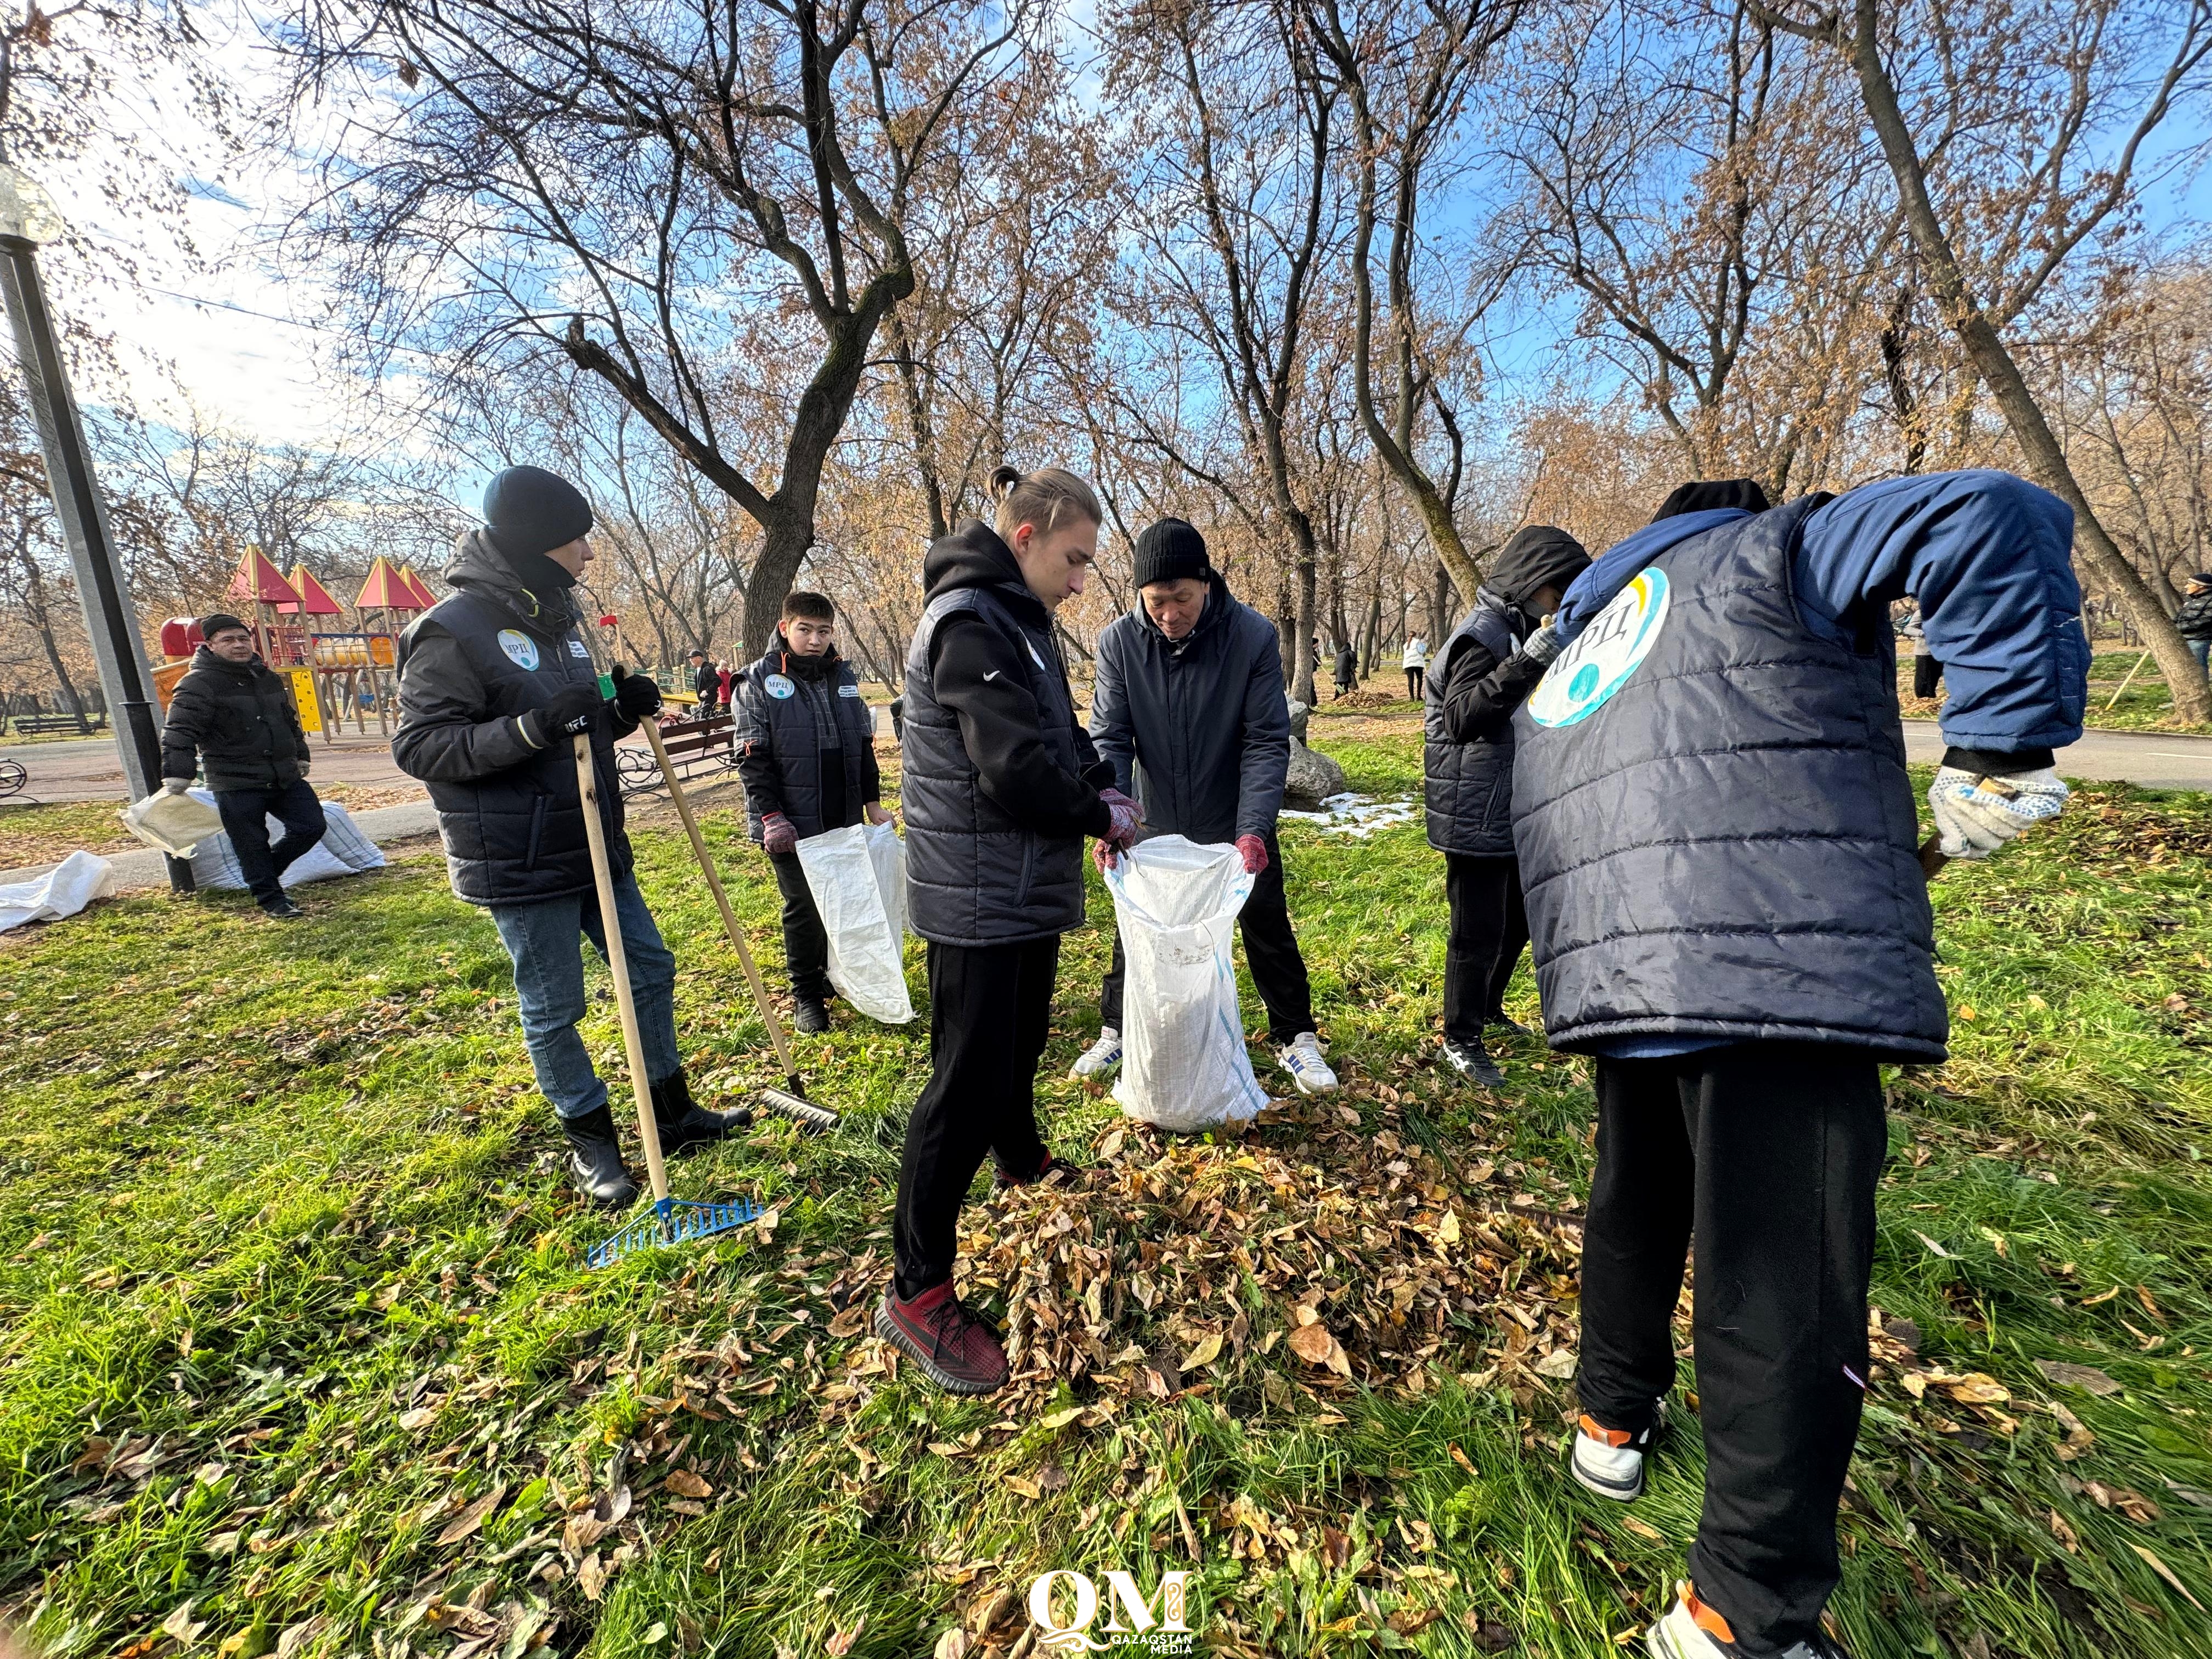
[892,936,1059,1299]
[1576,1044,1888,1655]
[1442,853,1527,1044]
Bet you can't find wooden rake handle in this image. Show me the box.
[637,718,802,1083]
[575,732,670,1204]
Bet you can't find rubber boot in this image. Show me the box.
[562,1105,640,1208]
[650,1068,752,1158]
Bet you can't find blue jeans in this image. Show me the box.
[2190,637,2210,673]
[490,871,680,1120]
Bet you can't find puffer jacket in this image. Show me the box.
[160,647,309,792]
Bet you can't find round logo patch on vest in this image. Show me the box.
[1528,567,1671,729]
[764,673,795,699]
[496,629,540,672]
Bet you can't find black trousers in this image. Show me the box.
[766,762,853,1001]
[214,780,326,907]
[1912,653,1942,699]
[1443,853,1527,1044]
[1099,830,1315,1045]
[893,936,1059,1299]
[1577,1044,1887,1655]
[1405,668,1423,698]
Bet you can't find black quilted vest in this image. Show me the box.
[902,584,1086,946]
[1423,590,1522,857]
[1509,496,1947,1061]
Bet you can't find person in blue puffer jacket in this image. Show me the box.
[1510,470,2087,1659]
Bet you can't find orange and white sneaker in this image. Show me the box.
[1646,1581,1854,1659]
[1570,1402,1664,1500]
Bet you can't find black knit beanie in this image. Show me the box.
[482,466,594,563]
[198,612,250,641]
[1132,518,1212,589]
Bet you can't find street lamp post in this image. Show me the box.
[0,165,191,893]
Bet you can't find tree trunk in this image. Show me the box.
[1846,0,2210,723]
[742,511,815,657]
[888,306,950,541]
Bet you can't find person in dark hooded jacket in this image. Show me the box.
[1422,524,1592,1086]
[1075,518,1335,1095]
[159,611,324,919]
[732,589,889,1032]
[876,464,1142,1398]
[393,465,746,1210]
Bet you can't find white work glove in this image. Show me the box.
[161,778,191,795]
[1928,766,2069,860]
[1517,620,1564,668]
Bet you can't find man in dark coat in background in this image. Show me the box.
[1077,518,1336,1094]
[393,465,746,1209]
[1422,526,1591,1086]
[160,612,324,919]
[690,649,719,713]
[732,589,889,1032]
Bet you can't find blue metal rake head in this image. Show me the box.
[588,1194,763,1270]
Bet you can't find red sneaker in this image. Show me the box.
[874,1282,1010,1395]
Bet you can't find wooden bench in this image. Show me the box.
[10,712,106,736]
[618,710,738,796]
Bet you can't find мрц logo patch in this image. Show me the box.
[1028,1568,1194,1654]
[1527,566,1671,729]
[496,629,540,672]
[764,673,795,699]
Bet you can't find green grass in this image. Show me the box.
[1,720,2208,1657]
[0,803,138,867]
[1901,653,2212,736]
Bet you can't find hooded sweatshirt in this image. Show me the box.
[1432,527,1593,744]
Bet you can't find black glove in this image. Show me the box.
[527,681,604,746]
[611,663,662,721]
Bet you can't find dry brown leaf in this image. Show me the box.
[1435,1210,1461,1246]
[2133,1545,2206,1612]
[1942,1374,2010,1404]
[1181,1333,1223,1370]
[664,1469,712,1500]
[435,1483,506,1546]
[825,1617,866,1656]
[1286,1323,1336,1366]
[1622,1517,1663,1543]
[577,1550,608,1602]
[398,1408,438,1431]
[2047,1509,2080,1553]
[2035,1360,2123,1396]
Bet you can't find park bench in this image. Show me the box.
[617,709,738,797]
[10,712,107,736]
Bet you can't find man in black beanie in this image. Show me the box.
[1076,518,1337,1095]
[393,464,746,1209]
[160,611,324,919]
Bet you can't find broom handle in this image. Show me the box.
[575,732,670,1204]
[638,717,801,1082]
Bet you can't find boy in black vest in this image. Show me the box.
[393,466,747,1209]
[1510,471,2084,1659]
[732,590,889,1032]
[159,612,325,919]
[1421,526,1590,1086]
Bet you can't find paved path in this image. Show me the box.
[2,729,421,804]
[1902,720,2212,792]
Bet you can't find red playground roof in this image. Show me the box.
[355,556,422,612]
[227,546,300,607]
[281,565,343,616]
[397,564,439,609]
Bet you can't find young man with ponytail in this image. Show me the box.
[878,464,1142,1396]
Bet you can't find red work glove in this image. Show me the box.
[761,812,798,856]
[1236,833,1268,876]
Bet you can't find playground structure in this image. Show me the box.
[150,548,438,741]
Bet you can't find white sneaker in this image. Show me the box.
[1571,1402,1664,1501]
[1070,1026,1123,1078]
[1278,1031,1338,1094]
[1646,1580,1852,1658]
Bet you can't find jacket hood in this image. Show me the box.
[1488,526,1592,611]
[1652,478,1770,522]
[923,520,1048,626]
[445,528,577,633]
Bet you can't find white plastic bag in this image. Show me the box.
[188,796,388,891]
[120,787,225,857]
[0,850,115,933]
[1104,834,1270,1131]
[795,820,915,1024]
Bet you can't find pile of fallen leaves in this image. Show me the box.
[1325,689,1412,712]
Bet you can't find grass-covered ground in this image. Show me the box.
[1899,650,2212,736]
[2,709,2208,1658]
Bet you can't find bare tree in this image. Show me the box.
[1748,0,2212,719]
